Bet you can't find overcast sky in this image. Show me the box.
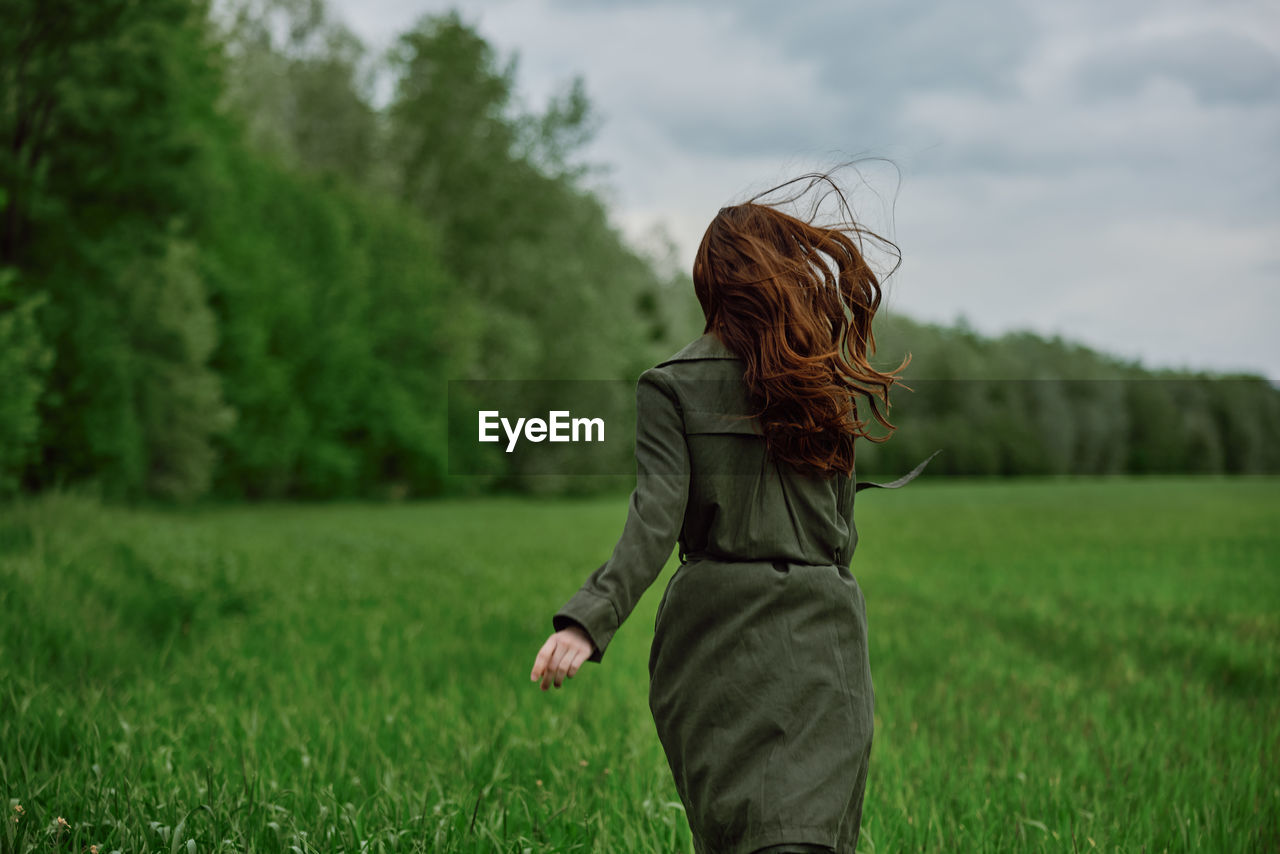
[329,0,1279,378]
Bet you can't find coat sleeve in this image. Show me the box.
[552,368,691,662]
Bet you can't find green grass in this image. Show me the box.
[1,479,1277,852]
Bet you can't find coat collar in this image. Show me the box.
[656,331,741,366]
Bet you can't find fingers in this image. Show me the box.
[545,641,574,690]
[551,639,594,688]
[566,646,591,680]
[531,631,594,691]
[534,636,568,691]
[530,635,557,682]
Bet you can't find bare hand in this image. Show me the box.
[530,625,595,691]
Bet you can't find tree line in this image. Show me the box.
[858,316,1280,478]
[1,0,1275,501]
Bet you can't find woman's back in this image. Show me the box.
[650,331,858,569]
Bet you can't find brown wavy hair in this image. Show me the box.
[692,172,909,478]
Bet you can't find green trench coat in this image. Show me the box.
[552,332,934,854]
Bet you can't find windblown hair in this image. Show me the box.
[692,172,909,478]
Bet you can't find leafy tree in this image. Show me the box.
[126,237,235,499]
[216,0,379,185]
[2,0,231,498]
[0,264,51,495]
[195,137,463,498]
[385,13,692,384]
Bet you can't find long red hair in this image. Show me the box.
[692,174,908,478]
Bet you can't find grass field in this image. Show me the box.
[1,479,1277,853]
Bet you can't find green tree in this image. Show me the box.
[1,0,231,498]
[216,0,379,185]
[126,237,235,499]
[0,264,51,495]
[386,13,692,385]
[195,138,463,498]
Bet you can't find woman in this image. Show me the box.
[530,174,934,854]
